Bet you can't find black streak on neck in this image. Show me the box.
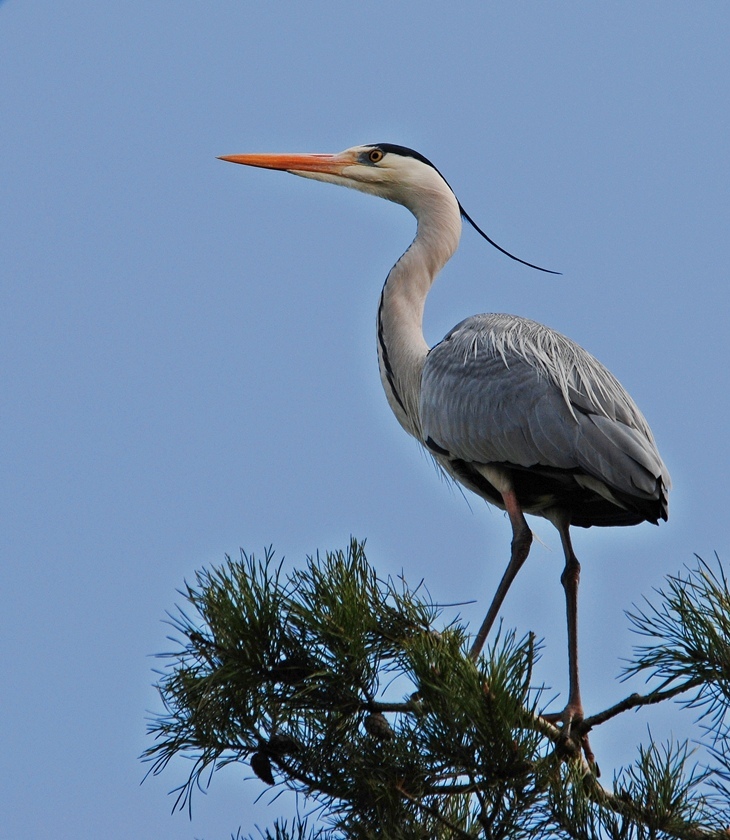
[377,285,408,416]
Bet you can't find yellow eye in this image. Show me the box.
[368,148,384,163]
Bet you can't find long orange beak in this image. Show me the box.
[217,151,352,174]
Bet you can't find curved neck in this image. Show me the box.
[377,194,462,439]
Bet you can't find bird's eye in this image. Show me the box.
[368,148,384,163]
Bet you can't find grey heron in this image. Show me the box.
[220,144,670,754]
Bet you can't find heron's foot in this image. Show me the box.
[544,704,598,774]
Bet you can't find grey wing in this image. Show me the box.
[420,314,670,519]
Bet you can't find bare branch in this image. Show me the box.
[582,679,705,730]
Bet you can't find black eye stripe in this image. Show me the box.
[369,143,438,170]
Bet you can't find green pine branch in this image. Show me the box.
[144,540,730,839]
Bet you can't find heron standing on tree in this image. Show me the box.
[219,143,670,755]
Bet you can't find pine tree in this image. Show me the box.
[144,540,730,839]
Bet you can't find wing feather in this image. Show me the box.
[420,314,670,509]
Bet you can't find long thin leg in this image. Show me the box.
[552,512,595,765]
[469,488,532,660]
[555,518,582,724]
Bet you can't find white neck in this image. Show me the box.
[377,186,462,440]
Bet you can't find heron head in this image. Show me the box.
[219,144,558,273]
[218,144,457,216]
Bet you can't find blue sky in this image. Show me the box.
[2,2,729,837]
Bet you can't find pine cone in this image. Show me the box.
[250,751,275,785]
[364,712,394,741]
